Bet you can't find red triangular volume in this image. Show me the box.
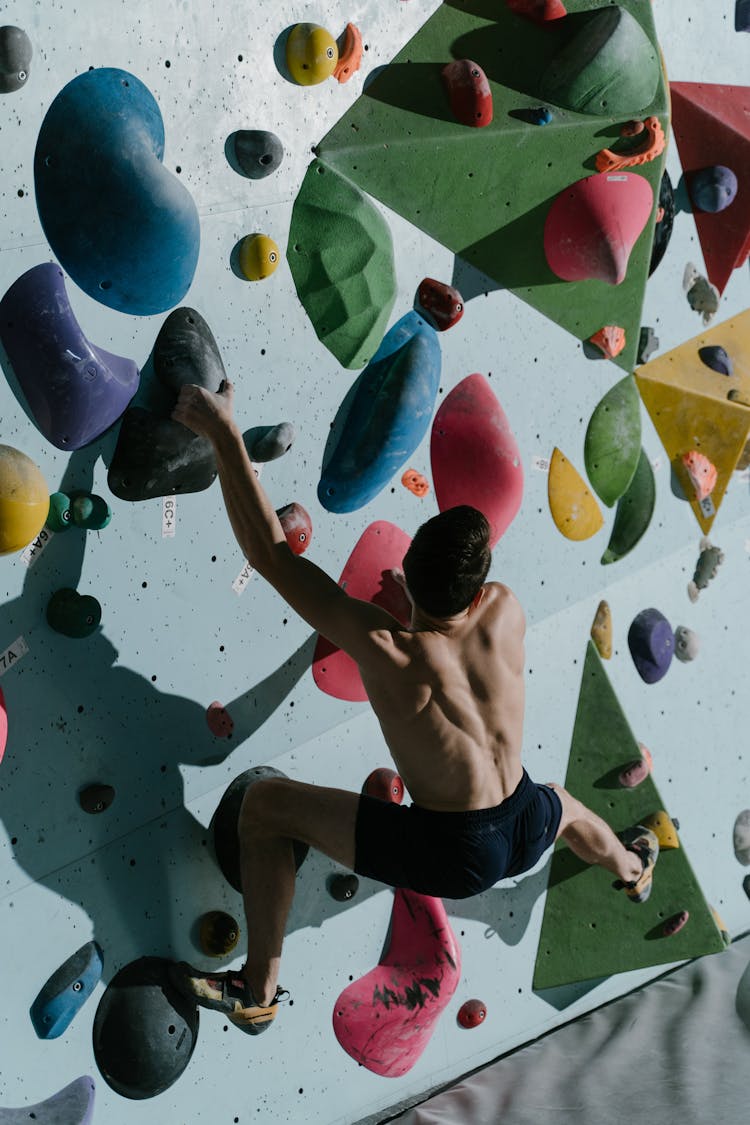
[670,82,750,294]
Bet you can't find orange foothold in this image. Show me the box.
[595,116,666,174]
[681,450,717,502]
[401,468,430,497]
[206,701,234,738]
[589,325,626,359]
[506,0,567,22]
[333,23,362,84]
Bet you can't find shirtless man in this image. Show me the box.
[169,381,658,1034]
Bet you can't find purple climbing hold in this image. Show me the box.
[698,345,733,376]
[0,264,139,450]
[689,166,738,214]
[627,607,674,684]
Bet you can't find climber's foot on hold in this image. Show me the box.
[168,962,287,1035]
[613,825,659,904]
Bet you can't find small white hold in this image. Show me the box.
[733,809,750,865]
[682,261,719,326]
[673,624,699,662]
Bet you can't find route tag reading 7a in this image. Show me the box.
[0,635,28,676]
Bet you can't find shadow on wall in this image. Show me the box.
[0,443,318,982]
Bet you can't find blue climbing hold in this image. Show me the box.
[628,607,674,684]
[689,165,738,214]
[30,941,103,1040]
[34,68,200,315]
[0,264,139,449]
[699,345,733,376]
[318,311,441,513]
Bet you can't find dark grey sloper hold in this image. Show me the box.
[233,129,284,179]
[153,306,226,395]
[0,26,32,93]
[107,407,217,501]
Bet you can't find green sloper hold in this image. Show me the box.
[601,447,655,564]
[533,643,726,991]
[584,375,641,507]
[287,160,396,369]
[314,1,668,372]
[540,6,661,117]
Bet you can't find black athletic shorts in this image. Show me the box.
[353,769,563,899]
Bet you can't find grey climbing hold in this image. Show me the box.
[244,422,295,462]
[687,537,724,602]
[637,326,659,365]
[737,1,750,32]
[233,130,284,179]
[689,165,738,213]
[733,809,750,865]
[154,307,227,395]
[0,1076,95,1124]
[0,26,32,93]
[673,624,699,663]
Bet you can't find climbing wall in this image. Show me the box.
[0,2,749,1123]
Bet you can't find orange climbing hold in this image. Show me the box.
[506,0,567,22]
[681,450,717,502]
[595,116,666,173]
[401,468,430,497]
[589,325,626,358]
[334,23,362,84]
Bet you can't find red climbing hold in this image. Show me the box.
[663,910,689,937]
[544,172,654,285]
[417,278,464,331]
[362,767,404,803]
[332,890,461,1076]
[0,686,7,765]
[506,0,567,23]
[206,701,234,738]
[457,998,487,1028]
[441,59,493,128]
[276,502,312,555]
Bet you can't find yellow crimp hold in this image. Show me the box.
[710,905,731,947]
[238,234,280,282]
[590,600,612,659]
[548,447,604,541]
[286,23,338,86]
[641,810,680,850]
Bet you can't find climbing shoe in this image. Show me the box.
[167,962,288,1034]
[613,825,659,903]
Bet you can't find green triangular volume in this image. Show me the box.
[533,642,726,990]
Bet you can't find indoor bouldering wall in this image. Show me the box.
[0,2,749,1123]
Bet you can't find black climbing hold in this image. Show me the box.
[92,957,197,1100]
[0,25,32,93]
[108,308,226,501]
[211,767,308,893]
[649,170,674,276]
[232,130,284,179]
[328,873,359,902]
[78,784,115,814]
[698,345,733,376]
[47,588,101,638]
[637,326,659,365]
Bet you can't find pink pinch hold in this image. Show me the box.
[663,910,689,937]
[206,701,234,738]
[441,59,493,127]
[0,686,7,765]
[681,451,718,502]
[544,172,654,285]
[332,890,461,1076]
[618,758,651,788]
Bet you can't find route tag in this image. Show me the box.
[232,560,254,596]
[699,495,716,519]
[162,496,177,538]
[0,635,28,677]
[20,527,54,567]
[532,454,550,473]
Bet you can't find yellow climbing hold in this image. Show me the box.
[590,600,612,659]
[0,445,49,555]
[547,447,604,541]
[286,23,338,86]
[641,810,680,851]
[239,234,280,282]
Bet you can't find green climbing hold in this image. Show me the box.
[601,448,655,565]
[540,6,661,117]
[46,491,73,532]
[584,375,641,508]
[47,588,101,638]
[286,160,396,369]
[70,492,112,531]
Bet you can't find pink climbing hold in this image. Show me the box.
[544,171,654,285]
[362,767,404,803]
[663,910,689,937]
[457,998,487,1029]
[681,451,717,502]
[506,0,567,22]
[206,701,234,738]
[441,59,493,128]
[332,889,461,1076]
[0,686,7,765]
[430,373,523,549]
